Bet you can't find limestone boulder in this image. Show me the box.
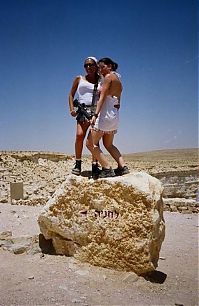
[38,172,165,275]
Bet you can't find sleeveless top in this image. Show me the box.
[93,72,121,133]
[76,76,100,106]
[94,95,119,132]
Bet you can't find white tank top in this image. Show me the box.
[76,76,100,106]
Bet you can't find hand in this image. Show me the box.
[70,110,76,117]
[90,115,96,127]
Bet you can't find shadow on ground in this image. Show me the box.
[141,270,167,283]
[39,234,167,284]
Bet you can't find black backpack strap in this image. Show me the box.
[91,77,99,111]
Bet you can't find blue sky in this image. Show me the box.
[0,0,198,154]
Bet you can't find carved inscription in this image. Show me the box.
[80,210,119,219]
[80,210,88,217]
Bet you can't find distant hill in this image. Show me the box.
[122,148,198,161]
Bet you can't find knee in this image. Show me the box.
[92,145,101,156]
[76,133,84,143]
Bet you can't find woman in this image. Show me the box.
[68,56,100,175]
[90,57,129,178]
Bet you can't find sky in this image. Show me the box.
[0,0,198,154]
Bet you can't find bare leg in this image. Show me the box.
[86,130,99,163]
[102,133,126,168]
[91,129,110,168]
[75,121,90,159]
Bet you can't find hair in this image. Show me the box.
[98,57,118,71]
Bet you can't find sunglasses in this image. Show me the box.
[84,63,96,68]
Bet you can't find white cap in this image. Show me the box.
[85,56,98,63]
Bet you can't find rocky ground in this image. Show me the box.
[0,149,198,210]
[0,149,198,305]
[0,205,198,306]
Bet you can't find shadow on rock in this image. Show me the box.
[81,170,99,180]
[141,270,167,284]
[39,234,56,255]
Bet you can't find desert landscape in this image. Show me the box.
[0,148,198,306]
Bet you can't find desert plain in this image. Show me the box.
[0,148,198,306]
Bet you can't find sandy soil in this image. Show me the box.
[0,203,198,306]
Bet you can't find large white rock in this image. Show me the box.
[38,172,165,274]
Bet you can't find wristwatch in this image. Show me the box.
[94,113,98,118]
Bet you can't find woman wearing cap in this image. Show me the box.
[68,56,100,176]
[90,57,129,178]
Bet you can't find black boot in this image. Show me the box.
[114,166,130,176]
[91,162,101,178]
[98,167,115,178]
[72,160,82,175]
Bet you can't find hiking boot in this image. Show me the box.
[98,167,116,178]
[114,165,130,176]
[92,163,101,178]
[71,160,82,175]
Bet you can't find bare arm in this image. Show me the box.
[92,75,111,119]
[68,76,80,116]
